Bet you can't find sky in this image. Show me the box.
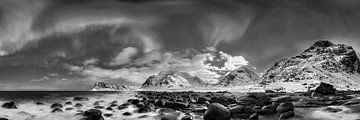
[1,0,360,90]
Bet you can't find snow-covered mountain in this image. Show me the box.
[263,40,360,91]
[91,82,135,91]
[141,71,207,89]
[216,66,261,87]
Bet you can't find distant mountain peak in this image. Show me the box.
[216,66,261,87]
[141,70,207,89]
[91,82,134,91]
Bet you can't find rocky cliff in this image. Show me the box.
[263,40,360,90]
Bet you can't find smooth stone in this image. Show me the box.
[276,102,294,114]
[50,103,63,109]
[83,109,102,116]
[104,113,113,117]
[204,103,231,120]
[35,102,45,105]
[65,101,72,105]
[74,103,83,107]
[229,105,245,114]
[51,108,63,113]
[85,115,104,120]
[123,112,132,116]
[2,101,17,109]
[261,105,276,115]
[65,107,74,110]
[279,111,295,119]
[94,106,105,109]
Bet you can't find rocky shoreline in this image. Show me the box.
[1,83,360,120]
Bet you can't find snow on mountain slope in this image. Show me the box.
[263,40,360,91]
[216,66,261,87]
[91,82,135,91]
[141,71,207,89]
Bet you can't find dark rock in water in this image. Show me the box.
[261,105,276,115]
[279,111,295,119]
[50,103,63,109]
[249,113,259,120]
[83,109,102,116]
[74,103,83,107]
[73,97,89,101]
[0,118,9,120]
[137,106,151,113]
[276,102,294,114]
[85,115,104,120]
[106,107,113,111]
[35,102,45,105]
[204,103,231,120]
[118,105,127,110]
[128,99,140,105]
[65,101,72,105]
[123,112,132,116]
[93,101,100,106]
[1,101,17,109]
[65,107,74,110]
[314,82,336,95]
[138,115,149,118]
[52,108,63,113]
[94,106,105,109]
[103,113,113,117]
[181,115,193,120]
[323,107,342,113]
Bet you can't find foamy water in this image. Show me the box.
[0,91,160,120]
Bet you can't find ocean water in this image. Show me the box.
[0,91,158,120]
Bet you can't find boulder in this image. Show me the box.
[83,109,102,116]
[313,82,336,95]
[74,103,83,107]
[261,105,276,115]
[50,103,63,109]
[35,102,45,105]
[276,102,294,114]
[85,115,104,120]
[204,103,231,120]
[1,101,17,109]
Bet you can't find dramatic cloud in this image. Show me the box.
[67,48,249,84]
[1,0,360,90]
